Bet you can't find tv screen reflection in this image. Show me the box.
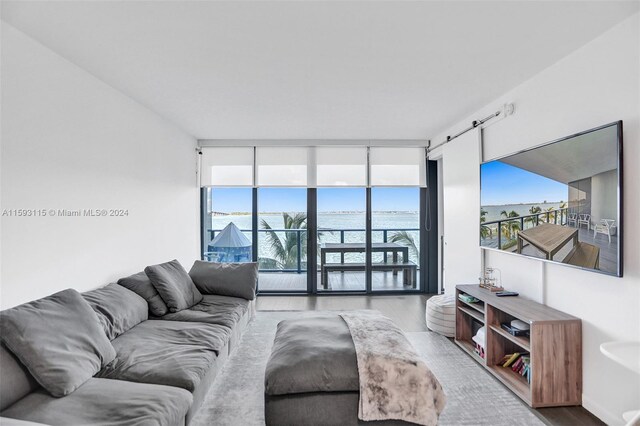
[480,122,622,277]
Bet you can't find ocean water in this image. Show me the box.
[210,212,421,265]
[481,202,563,223]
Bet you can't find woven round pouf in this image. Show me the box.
[426,294,456,337]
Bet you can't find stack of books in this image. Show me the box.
[499,352,531,383]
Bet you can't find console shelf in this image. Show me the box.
[455,284,582,408]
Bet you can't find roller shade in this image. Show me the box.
[316,146,367,187]
[256,147,308,187]
[200,147,254,187]
[369,147,426,187]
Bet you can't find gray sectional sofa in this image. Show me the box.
[0,260,257,426]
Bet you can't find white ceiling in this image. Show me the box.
[1,1,638,140]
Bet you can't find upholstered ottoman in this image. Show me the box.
[426,294,456,337]
[264,312,445,426]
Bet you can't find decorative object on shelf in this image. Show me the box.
[479,267,504,292]
[458,294,479,304]
[426,294,456,337]
[472,326,486,359]
[511,319,530,331]
[501,322,530,337]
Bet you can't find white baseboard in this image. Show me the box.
[583,394,623,426]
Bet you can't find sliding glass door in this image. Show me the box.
[316,188,367,292]
[371,187,420,292]
[257,188,308,292]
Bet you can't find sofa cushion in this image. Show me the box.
[145,260,203,312]
[0,344,39,411]
[117,271,169,317]
[82,283,148,340]
[156,294,250,330]
[1,378,192,426]
[97,320,228,392]
[189,261,258,300]
[0,289,116,397]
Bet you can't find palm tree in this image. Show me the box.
[525,206,541,227]
[500,210,521,240]
[259,213,307,270]
[480,209,492,239]
[389,231,419,258]
[545,206,556,223]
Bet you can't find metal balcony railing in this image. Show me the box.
[481,207,569,250]
[204,227,420,273]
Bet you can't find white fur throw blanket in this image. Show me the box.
[340,310,446,426]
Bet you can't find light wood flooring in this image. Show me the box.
[256,294,605,426]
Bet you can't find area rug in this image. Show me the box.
[190,311,545,426]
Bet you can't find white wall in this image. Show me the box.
[442,128,482,295]
[0,23,199,309]
[433,14,639,424]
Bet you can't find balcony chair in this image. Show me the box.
[567,213,578,227]
[577,214,591,230]
[593,219,616,243]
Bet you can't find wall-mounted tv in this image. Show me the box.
[480,121,623,277]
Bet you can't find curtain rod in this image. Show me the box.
[427,110,502,155]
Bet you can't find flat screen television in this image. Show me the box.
[480,121,623,277]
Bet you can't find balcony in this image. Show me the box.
[204,227,421,292]
[480,207,618,274]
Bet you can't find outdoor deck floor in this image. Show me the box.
[513,227,618,274]
[258,270,420,292]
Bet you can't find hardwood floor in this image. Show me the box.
[256,294,604,426]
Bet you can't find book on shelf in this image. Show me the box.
[498,352,531,383]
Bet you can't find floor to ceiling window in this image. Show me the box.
[257,188,308,292]
[254,147,309,292]
[371,187,420,291]
[199,145,436,295]
[317,188,367,292]
[202,187,253,262]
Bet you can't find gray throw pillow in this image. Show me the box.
[117,271,169,316]
[0,289,116,397]
[83,283,148,340]
[145,260,203,313]
[189,261,257,300]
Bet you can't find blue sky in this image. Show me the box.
[481,161,568,206]
[210,187,420,213]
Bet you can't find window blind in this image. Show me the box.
[316,146,367,187]
[256,146,308,187]
[200,145,427,188]
[369,147,426,187]
[200,147,254,187]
